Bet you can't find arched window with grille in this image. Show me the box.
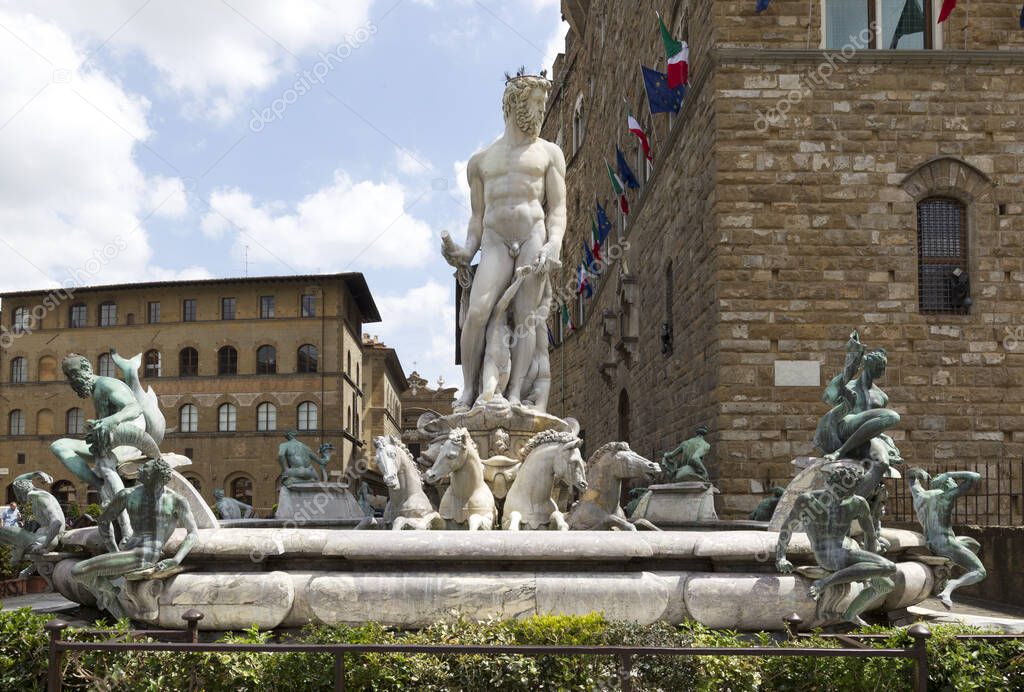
[257,402,277,431]
[8,410,24,435]
[256,345,277,375]
[918,197,969,314]
[218,403,237,432]
[218,346,238,375]
[298,344,318,373]
[230,476,254,506]
[66,407,84,434]
[179,404,198,433]
[179,347,198,377]
[10,357,27,383]
[184,475,202,492]
[297,401,318,431]
[144,349,161,378]
[97,353,116,378]
[51,480,77,513]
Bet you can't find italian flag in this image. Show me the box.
[658,13,689,89]
[561,302,574,330]
[627,111,652,162]
[938,0,957,23]
[606,159,629,215]
[591,218,602,262]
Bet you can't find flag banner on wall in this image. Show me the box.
[642,65,685,114]
[596,202,613,246]
[591,218,603,261]
[938,0,957,23]
[890,0,926,49]
[616,147,641,190]
[605,158,629,214]
[583,240,599,275]
[547,324,555,347]
[561,301,573,330]
[657,13,689,88]
[756,0,771,13]
[577,265,592,298]
[1020,3,1024,29]
[627,110,652,161]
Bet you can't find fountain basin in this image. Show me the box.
[51,527,936,631]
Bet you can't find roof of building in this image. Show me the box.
[0,272,382,323]
[362,335,409,391]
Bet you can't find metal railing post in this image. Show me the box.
[908,623,931,692]
[181,609,204,644]
[617,652,632,692]
[334,650,346,691]
[45,618,68,692]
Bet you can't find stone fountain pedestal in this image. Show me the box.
[630,482,720,524]
[276,482,364,522]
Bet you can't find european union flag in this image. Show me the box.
[583,240,599,275]
[595,202,613,243]
[1020,2,1023,29]
[756,0,772,12]
[642,65,685,115]
[616,147,640,190]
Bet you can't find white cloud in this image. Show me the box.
[146,176,189,218]
[395,147,436,177]
[374,279,462,395]
[200,170,435,271]
[0,11,197,292]
[8,0,375,120]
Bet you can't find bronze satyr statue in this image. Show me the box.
[661,425,711,483]
[71,458,198,619]
[278,431,334,487]
[815,331,901,464]
[908,468,987,609]
[0,472,65,578]
[749,487,785,522]
[776,464,898,626]
[213,489,255,520]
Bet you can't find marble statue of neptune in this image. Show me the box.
[443,69,567,414]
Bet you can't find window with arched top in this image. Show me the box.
[256,345,277,375]
[50,480,77,512]
[10,357,27,383]
[297,401,318,431]
[184,475,202,492]
[346,351,352,375]
[917,197,969,314]
[66,407,84,434]
[298,344,318,374]
[38,356,58,381]
[179,348,198,377]
[97,353,116,378]
[230,476,254,506]
[99,301,117,327]
[179,404,198,433]
[8,410,24,435]
[218,346,238,375]
[572,93,585,155]
[144,349,161,378]
[257,402,277,431]
[218,403,237,432]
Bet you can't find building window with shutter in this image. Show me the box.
[917,197,969,314]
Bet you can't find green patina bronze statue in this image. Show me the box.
[661,425,711,483]
[907,468,987,609]
[0,472,65,578]
[71,458,198,619]
[278,431,335,487]
[749,487,784,522]
[815,331,902,465]
[776,464,898,626]
[213,488,255,520]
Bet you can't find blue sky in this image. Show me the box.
[0,0,568,394]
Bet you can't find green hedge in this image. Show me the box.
[1,607,1022,691]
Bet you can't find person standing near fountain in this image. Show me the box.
[442,68,566,414]
[907,468,987,609]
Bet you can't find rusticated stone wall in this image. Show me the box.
[543,0,1024,520]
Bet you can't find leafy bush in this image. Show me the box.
[0,608,1022,691]
[0,544,28,582]
[83,504,103,519]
